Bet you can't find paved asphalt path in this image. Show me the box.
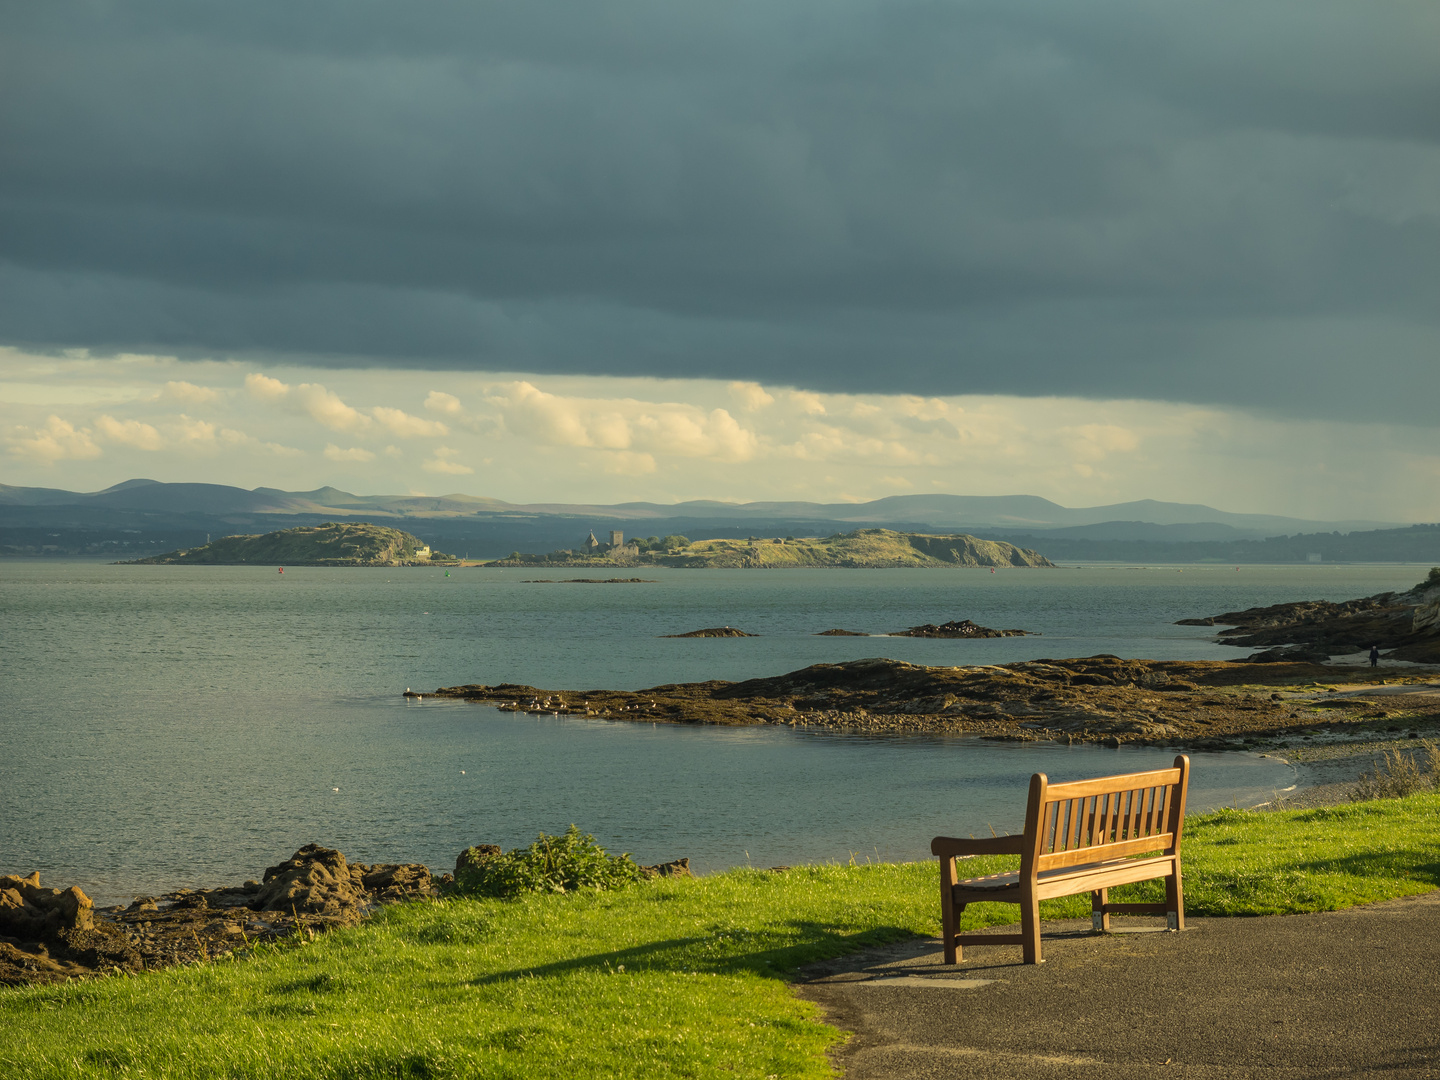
[796,891,1440,1078]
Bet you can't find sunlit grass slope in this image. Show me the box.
[6,794,1440,1079]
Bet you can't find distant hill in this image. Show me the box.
[2,479,1427,563]
[0,480,1397,535]
[493,529,1054,569]
[126,522,450,566]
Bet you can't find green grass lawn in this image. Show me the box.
[6,793,1440,1079]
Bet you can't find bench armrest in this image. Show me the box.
[931,835,1024,858]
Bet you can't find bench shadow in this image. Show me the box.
[467,921,916,986]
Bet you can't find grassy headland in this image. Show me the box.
[492,528,1053,569]
[126,522,455,566]
[5,794,1440,1078]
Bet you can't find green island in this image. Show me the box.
[5,793,1440,1078]
[493,527,1053,568]
[125,522,457,566]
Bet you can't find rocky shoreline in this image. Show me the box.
[425,655,1440,750]
[1180,574,1440,665]
[1,844,440,987]
[1,843,692,987]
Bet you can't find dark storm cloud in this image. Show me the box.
[2,1,1437,420]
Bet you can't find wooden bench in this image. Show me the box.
[931,754,1190,964]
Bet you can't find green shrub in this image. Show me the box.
[1416,566,1440,592]
[454,826,645,899]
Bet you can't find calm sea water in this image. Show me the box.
[1,560,1425,902]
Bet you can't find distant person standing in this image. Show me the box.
[1369,644,1380,668]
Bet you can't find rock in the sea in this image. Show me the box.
[0,872,94,940]
[661,627,755,638]
[894,620,1029,638]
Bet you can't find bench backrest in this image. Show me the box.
[1022,755,1190,873]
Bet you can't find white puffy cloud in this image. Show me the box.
[94,414,166,451]
[163,380,221,405]
[424,391,463,415]
[7,415,102,463]
[422,447,474,475]
[247,372,446,439]
[244,372,290,401]
[730,382,775,411]
[323,444,376,462]
[484,381,757,463]
[788,391,827,416]
[296,383,371,434]
[372,406,448,438]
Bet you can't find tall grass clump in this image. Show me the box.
[454,825,645,899]
[1350,741,1440,801]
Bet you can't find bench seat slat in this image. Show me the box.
[953,854,1177,901]
[1033,856,1177,901]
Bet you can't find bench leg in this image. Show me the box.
[940,857,960,964]
[1166,862,1186,931]
[948,904,968,964]
[1091,888,1110,932]
[1021,890,1042,964]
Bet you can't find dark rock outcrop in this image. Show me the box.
[248,844,435,916]
[893,620,1030,638]
[641,858,691,879]
[1179,584,1440,664]
[661,627,755,638]
[0,871,94,940]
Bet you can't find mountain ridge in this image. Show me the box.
[0,481,1401,536]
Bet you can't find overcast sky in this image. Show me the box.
[2,2,1437,517]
